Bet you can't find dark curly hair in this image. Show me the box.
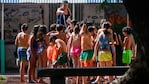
[122,26,133,35]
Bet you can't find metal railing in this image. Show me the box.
[0,0,123,3]
[37,66,129,84]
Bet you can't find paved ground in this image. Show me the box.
[1,74,51,84]
[0,68,72,84]
[0,68,122,84]
[0,74,74,84]
[1,74,120,84]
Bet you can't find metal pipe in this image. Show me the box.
[1,3,5,74]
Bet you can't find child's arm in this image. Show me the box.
[79,24,86,35]
[93,34,101,62]
[93,39,99,62]
[15,33,19,47]
[131,34,136,59]
[67,34,73,58]
[56,7,64,15]
[109,32,116,66]
[123,37,128,50]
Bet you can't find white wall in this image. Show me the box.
[83,4,104,24]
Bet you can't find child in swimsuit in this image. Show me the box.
[68,25,81,68]
[93,22,114,83]
[79,24,94,84]
[15,23,30,83]
[47,35,59,68]
[122,26,136,66]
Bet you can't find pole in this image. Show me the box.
[72,3,75,20]
[1,3,5,74]
[127,13,129,26]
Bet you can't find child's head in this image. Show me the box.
[102,21,111,29]
[39,24,47,34]
[50,23,57,31]
[35,25,47,41]
[88,26,94,33]
[56,24,64,32]
[62,0,69,8]
[122,26,132,36]
[21,23,28,31]
[49,35,57,43]
[74,25,80,34]
[102,21,112,35]
[71,19,77,26]
[32,24,40,36]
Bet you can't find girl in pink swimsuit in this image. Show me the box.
[67,25,81,84]
[68,25,81,68]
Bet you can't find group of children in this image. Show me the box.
[15,19,136,84]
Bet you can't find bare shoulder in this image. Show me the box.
[17,32,23,36]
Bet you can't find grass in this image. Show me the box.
[0,75,6,80]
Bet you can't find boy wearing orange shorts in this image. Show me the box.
[47,35,59,68]
[80,24,94,84]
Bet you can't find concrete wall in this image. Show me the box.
[83,4,104,24]
[0,3,50,69]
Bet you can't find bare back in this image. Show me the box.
[72,33,81,47]
[123,34,135,50]
[57,32,68,44]
[15,32,30,47]
[55,39,67,54]
[81,33,93,51]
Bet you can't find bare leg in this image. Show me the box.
[106,61,113,82]
[28,58,37,83]
[20,61,26,82]
[72,56,80,84]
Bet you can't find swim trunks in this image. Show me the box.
[80,50,94,67]
[122,49,132,64]
[55,52,69,65]
[98,51,112,61]
[80,50,94,61]
[17,47,28,61]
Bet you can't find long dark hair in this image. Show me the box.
[32,24,40,37]
[36,25,47,41]
[102,22,111,35]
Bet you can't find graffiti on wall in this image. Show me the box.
[0,4,43,44]
[83,4,104,27]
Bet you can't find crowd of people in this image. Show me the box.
[14,0,136,84]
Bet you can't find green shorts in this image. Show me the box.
[122,50,132,64]
[80,50,94,61]
[55,52,69,65]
